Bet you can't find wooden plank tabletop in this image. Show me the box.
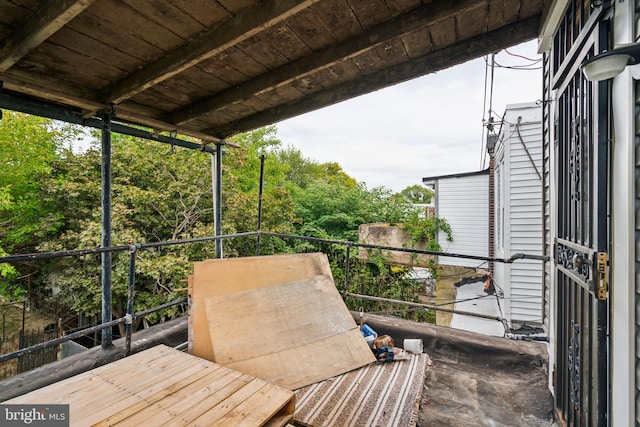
[6,345,294,427]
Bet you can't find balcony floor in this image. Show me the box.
[1,313,556,426]
[361,314,555,427]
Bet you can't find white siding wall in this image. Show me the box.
[496,103,543,324]
[436,173,489,268]
[494,133,507,310]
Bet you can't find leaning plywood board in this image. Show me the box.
[224,329,374,390]
[207,275,355,364]
[191,253,332,361]
[204,274,376,390]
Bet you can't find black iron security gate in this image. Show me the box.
[549,2,610,425]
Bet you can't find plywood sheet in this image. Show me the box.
[206,275,354,364]
[204,274,375,390]
[190,253,332,361]
[6,345,294,427]
[223,329,375,391]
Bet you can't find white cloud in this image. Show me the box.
[276,41,542,192]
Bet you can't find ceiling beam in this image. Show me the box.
[204,15,541,138]
[0,75,220,143]
[166,0,482,126]
[0,0,98,72]
[0,91,218,153]
[105,0,320,105]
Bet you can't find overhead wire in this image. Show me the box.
[481,53,496,170]
[493,59,542,70]
[484,51,542,70]
[434,290,545,304]
[365,292,544,317]
[479,54,490,170]
[488,53,495,132]
[495,64,543,70]
[504,47,540,62]
[479,47,542,169]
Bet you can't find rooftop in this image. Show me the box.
[0,242,554,426]
[0,311,554,426]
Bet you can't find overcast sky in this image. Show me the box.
[275,40,542,193]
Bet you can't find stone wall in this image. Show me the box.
[358,223,433,267]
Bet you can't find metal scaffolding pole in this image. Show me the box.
[101,112,113,349]
[214,143,223,258]
[256,154,266,256]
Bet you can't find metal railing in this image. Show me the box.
[0,230,549,366]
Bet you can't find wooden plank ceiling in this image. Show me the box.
[0,0,546,142]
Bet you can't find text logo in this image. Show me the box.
[1,405,69,426]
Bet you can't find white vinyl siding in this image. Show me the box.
[436,173,489,268]
[541,53,552,333]
[495,163,504,252]
[494,103,543,325]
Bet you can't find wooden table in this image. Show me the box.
[6,345,294,426]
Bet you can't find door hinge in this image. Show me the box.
[595,252,608,300]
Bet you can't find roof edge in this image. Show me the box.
[422,168,490,184]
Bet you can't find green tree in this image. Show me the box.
[33,126,302,330]
[224,126,297,255]
[399,184,433,204]
[0,112,81,298]
[37,133,216,332]
[277,146,314,189]
[291,181,414,242]
[1,117,447,330]
[0,188,17,285]
[402,209,453,252]
[276,146,357,190]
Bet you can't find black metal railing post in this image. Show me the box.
[125,244,138,356]
[343,243,351,294]
[256,154,266,256]
[100,110,113,350]
[214,142,223,259]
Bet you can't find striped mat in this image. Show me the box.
[293,353,428,427]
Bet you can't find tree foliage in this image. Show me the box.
[36,133,215,330]
[399,184,434,204]
[0,112,82,297]
[1,117,452,333]
[277,146,357,190]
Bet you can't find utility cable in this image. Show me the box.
[504,48,540,62]
[479,54,490,170]
[515,116,542,180]
[493,59,542,70]
[488,53,495,130]
[482,53,496,170]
